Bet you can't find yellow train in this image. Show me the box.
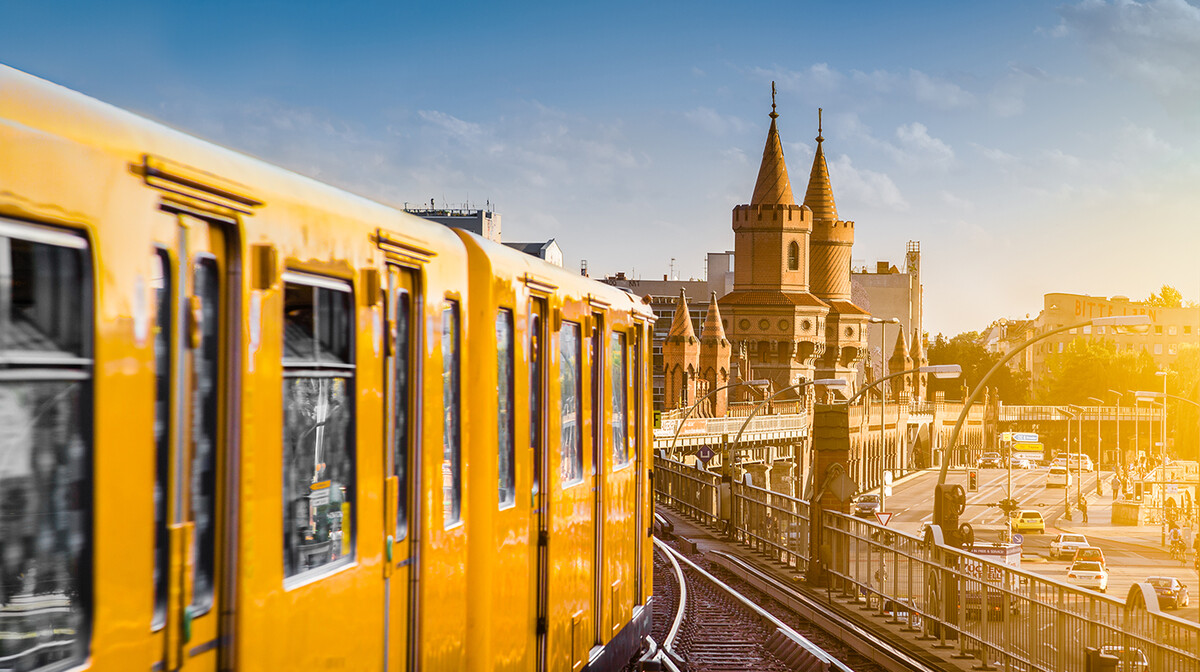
[0,65,653,671]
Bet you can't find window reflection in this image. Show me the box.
[560,323,582,485]
[610,332,629,466]
[496,310,515,508]
[442,303,461,526]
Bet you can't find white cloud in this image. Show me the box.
[895,122,955,169]
[1042,148,1082,170]
[851,68,976,110]
[684,106,751,136]
[974,144,1019,165]
[1115,121,1180,158]
[939,191,974,211]
[417,110,483,140]
[1060,0,1200,103]
[756,63,845,92]
[827,154,908,211]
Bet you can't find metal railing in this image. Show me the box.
[730,481,811,573]
[654,455,720,527]
[821,511,1200,672]
[657,411,809,441]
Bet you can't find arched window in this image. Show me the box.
[787,241,800,271]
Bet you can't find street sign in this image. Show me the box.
[1013,432,1038,443]
[1002,432,1012,442]
[696,445,714,465]
[883,470,894,487]
[827,472,858,503]
[1012,533,1024,545]
[875,512,894,526]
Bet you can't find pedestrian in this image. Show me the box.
[1112,475,1119,501]
[1079,496,1089,523]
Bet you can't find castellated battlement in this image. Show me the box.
[732,203,811,230]
[811,218,855,243]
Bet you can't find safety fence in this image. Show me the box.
[653,454,1200,671]
[823,511,1200,672]
[657,411,809,441]
[653,455,720,527]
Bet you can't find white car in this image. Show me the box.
[1046,466,1072,488]
[1067,560,1108,593]
[1050,533,1089,560]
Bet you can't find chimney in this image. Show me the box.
[876,261,889,274]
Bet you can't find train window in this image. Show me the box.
[190,257,220,610]
[442,301,462,527]
[496,309,516,508]
[560,322,583,485]
[282,276,355,582]
[392,289,411,540]
[610,332,629,467]
[0,223,92,670]
[152,249,170,628]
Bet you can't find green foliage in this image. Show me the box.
[926,331,1030,403]
[1036,338,1159,404]
[1146,284,1184,308]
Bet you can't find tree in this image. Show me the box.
[1146,284,1184,308]
[926,331,1030,403]
[1035,338,1158,405]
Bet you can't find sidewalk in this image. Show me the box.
[1053,491,1168,553]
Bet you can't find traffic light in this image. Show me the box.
[969,470,979,492]
[934,484,966,545]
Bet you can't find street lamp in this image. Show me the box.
[844,363,962,511]
[1088,397,1104,495]
[939,314,1152,486]
[868,317,901,514]
[666,378,771,460]
[1062,406,1081,521]
[1108,389,1123,485]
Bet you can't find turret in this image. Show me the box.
[699,292,732,416]
[888,329,912,401]
[662,289,701,410]
[805,110,855,302]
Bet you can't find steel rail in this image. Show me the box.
[657,540,853,672]
[711,550,942,672]
[652,538,689,652]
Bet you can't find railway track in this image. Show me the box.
[649,538,853,671]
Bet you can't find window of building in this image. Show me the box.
[1058,342,1064,353]
[496,310,516,508]
[442,302,462,526]
[1170,344,1178,355]
[1082,326,1091,335]
[283,277,355,581]
[1096,326,1105,335]
[611,331,629,467]
[1169,325,1177,336]
[1155,344,1163,355]
[1186,326,1193,335]
[787,241,800,271]
[560,322,583,485]
[0,223,92,669]
[1155,325,1163,335]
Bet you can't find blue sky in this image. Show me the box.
[5,1,1200,336]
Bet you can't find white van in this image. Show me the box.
[1066,454,1094,472]
[1047,466,1072,488]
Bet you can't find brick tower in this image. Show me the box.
[910,328,928,400]
[888,329,912,402]
[804,110,869,389]
[721,86,829,397]
[662,289,701,411]
[699,291,732,416]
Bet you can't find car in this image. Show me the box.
[1050,533,1090,560]
[1010,510,1045,533]
[1097,646,1149,672]
[1072,546,1106,569]
[1067,560,1108,592]
[1147,576,1190,609]
[1008,457,1034,469]
[1050,456,1068,469]
[1067,454,1095,472]
[978,452,1003,469]
[854,493,881,518]
[1046,466,1072,488]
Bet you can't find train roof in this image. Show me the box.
[0,65,460,250]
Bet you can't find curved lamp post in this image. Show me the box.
[728,378,848,483]
[939,314,1152,486]
[666,378,770,459]
[868,317,901,511]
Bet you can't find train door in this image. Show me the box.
[590,313,604,645]
[154,212,232,672]
[385,265,418,672]
[529,296,549,672]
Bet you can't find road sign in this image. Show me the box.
[1012,533,1024,545]
[827,472,858,503]
[1013,432,1039,443]
[696,445,714,465]
[883,470,894,487]
[875,512,894,526]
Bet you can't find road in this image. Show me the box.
[876,466,1200,622]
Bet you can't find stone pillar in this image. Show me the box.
[808,403,852,584]
[744,462,772,490]
[771,459,796,498]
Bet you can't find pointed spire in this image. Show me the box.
[803,107,839,222]
[750,82,796,206]
[889,328,910,368]
[910,327,926,364]
[700,292,727,342]
[667,289,697,342]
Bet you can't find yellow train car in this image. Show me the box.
[0,64,653,672]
